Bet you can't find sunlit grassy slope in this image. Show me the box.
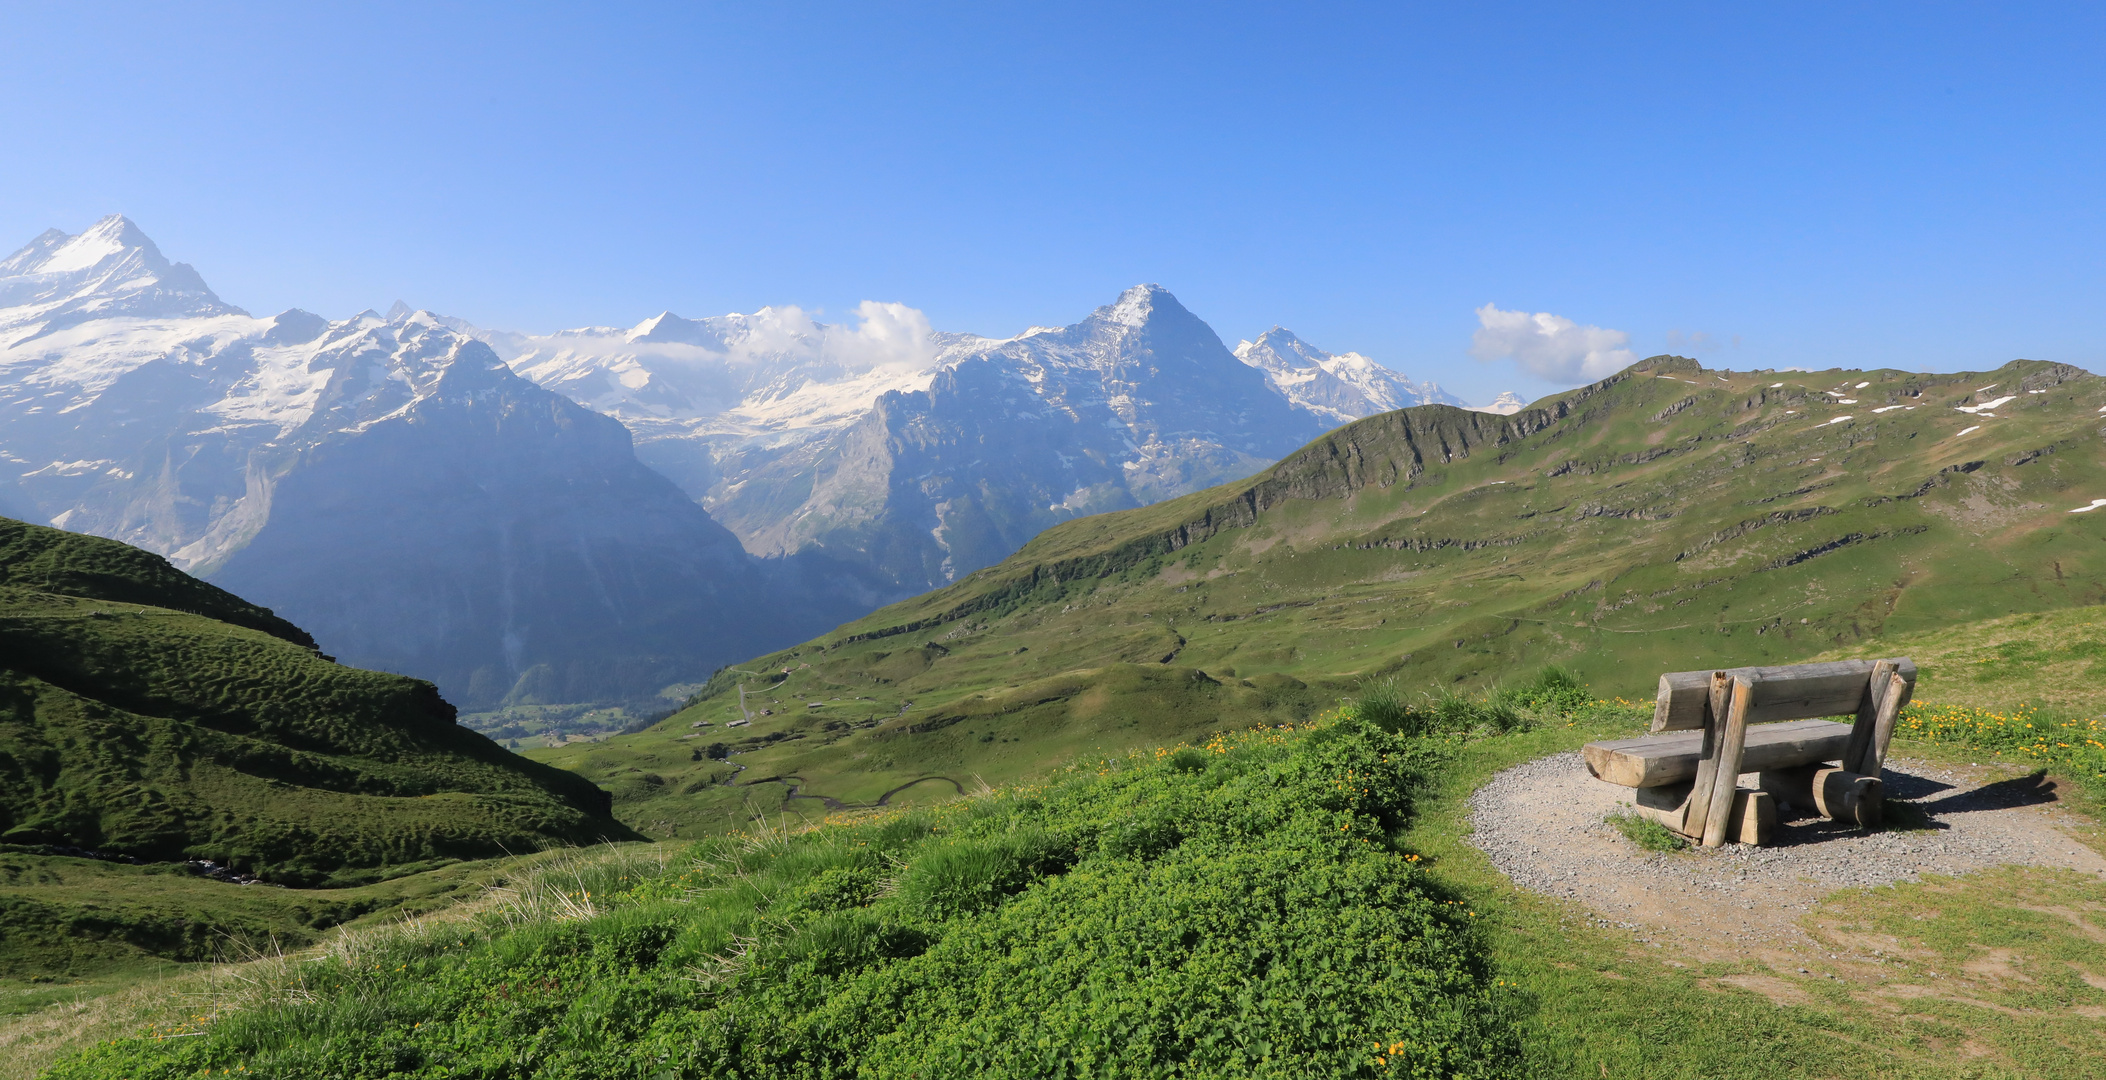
[0,517,644,980]
[44,715,1526,1080]
[535,355,2106,833]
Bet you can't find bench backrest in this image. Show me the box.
[1652,658,1919,732]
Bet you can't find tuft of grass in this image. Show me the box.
[1604,809,1689,852]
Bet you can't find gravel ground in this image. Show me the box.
[1467,752,2106,954]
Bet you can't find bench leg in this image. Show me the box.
[1860,670,1913,780]
[1682,672,1732,837]
[1842,660,1900,775]
[1700,676,1757,847]
[1634,783,1773,845]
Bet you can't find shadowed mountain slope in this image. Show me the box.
[527,355,2106,835]
[0,518,638,886]
[0,219,879,710]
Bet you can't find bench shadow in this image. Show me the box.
[1909,768,2058,815]
[1762,767,2056,846]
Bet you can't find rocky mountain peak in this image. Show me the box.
[0,216,238,332]
[628,310,714,346]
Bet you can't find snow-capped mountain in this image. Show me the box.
[765,284,1332,586]
[474,301,979,504]
[2,216,1490,704]
[0,218,873,707]
[1233,327,1464,422]
[1466,391,1528,415]
[485,285,1334,590]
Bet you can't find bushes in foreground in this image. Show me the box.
[1349,667,1594,737]
[49,717,1521,1079]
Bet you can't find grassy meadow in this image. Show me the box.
[18,669,2104,1079]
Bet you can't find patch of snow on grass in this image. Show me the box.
[1954,425,1981,437]
[2070,499,2106,515]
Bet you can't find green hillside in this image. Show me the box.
[533,355,2106,832]
[0,517,637,891]
[42,714,1524,1080]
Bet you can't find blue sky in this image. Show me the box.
[5,2,2103,403]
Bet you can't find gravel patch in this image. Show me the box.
[1468,752,2106,952]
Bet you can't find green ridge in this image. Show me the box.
[0,517,638,891]
[533,356,2106,834]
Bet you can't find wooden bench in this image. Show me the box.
[1582,658,1917,847]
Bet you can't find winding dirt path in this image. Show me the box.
[739,774,967,811]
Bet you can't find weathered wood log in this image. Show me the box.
[1702,677,1757,847]
[1841,660,1900,775]
[1757,765,1884,827]
[1651,670,1712,732]
[1858,668,1914,779]
[1736,787,1777,845]
[1650,658,1919,732]
[1681,672,1731,834]
[1583,719,1854,787]
[1629,784,1773,844]
[1634,779,1694,831]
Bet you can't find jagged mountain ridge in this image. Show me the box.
[1234,326,1465,422]
[485,285,1474,592]
[0,218,877,708]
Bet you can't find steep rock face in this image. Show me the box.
[710,286,1331,588]
[203,320,793,707]
[1234,327,1463,422]
[0,221,857,708]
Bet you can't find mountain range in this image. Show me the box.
[0,217,1483,708]
[469,286,1468,592]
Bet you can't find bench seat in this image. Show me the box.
[1582,719,1854,788]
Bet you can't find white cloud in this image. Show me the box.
[668,300,937,373]
[1470,304,1636,382]
[834,300,935,370]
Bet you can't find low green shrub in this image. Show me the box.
[46,718,1521,1079]
[1351,667,1590,737]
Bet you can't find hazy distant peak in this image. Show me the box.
[1466,391,1527,415]
[4,214,169,278]
[0,215,243,334]
[1235,326,1465,421]
[0,228,72,275]
[628,310,716,346]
